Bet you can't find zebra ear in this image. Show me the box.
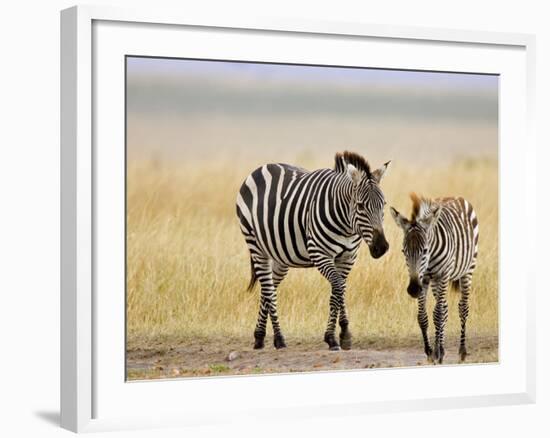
[346,163,363,185]
[371,160,391,183]
[390,206,410,231]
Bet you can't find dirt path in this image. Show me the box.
[127,335,498,380]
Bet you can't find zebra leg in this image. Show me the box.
[252,257,273,350]
[338,296,352,350]
[325,278,345,351]
[458,273,473,361]
[272,263,289,290]
[270,263,289,349]
[313,255,345,351]
[335,258,355,350]
[417,280,432,359]
[432,278,449,364]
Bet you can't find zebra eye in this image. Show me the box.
[422,248,428,254]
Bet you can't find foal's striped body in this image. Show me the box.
[391,194,479,363]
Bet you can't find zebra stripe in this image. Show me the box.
[236,152,390,350]
[391,193,479,363]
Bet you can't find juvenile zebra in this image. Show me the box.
[390,193,479,364]
[236,152,390,351]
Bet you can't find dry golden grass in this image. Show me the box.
[126,155,498,348]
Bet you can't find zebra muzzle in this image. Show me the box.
[369,231,389,259]
[407,279,422,298]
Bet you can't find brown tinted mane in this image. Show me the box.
[409,192,436,222]
[410,192,422,221]
[334,151,371,178]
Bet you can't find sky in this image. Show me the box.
[125,56,498,164]
[126,56,498,121]
[127,56,497,92]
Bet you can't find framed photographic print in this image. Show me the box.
[61,5,536,433]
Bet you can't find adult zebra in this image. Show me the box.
[390,193,479,364]
[236,151,390,351]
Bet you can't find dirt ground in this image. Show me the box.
[126,335,498,380]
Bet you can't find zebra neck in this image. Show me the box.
[337,176,355,235]
[427,226,440,256]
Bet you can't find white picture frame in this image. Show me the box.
[60,5,536,433]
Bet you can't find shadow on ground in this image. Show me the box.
[34,410,59,427]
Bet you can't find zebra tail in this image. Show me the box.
[247,257,257,291]
[451,280,460,291]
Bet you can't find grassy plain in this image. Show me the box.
[126,154,498,378]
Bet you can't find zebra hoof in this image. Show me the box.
[424,347,433,360]
[340,335,352,351]
[253,333,265,350]
[431,347,445,364]
[274,335,287,349]
[459,347,467,362]
[253,339,265,350]
[324,333,340,351]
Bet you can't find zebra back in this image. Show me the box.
[422,196,479,279]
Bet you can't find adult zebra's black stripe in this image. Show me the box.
[391,193,479,364]
[236,151,391,351]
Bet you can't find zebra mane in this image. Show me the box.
[334,151,371,178]
[410,192,434,221]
